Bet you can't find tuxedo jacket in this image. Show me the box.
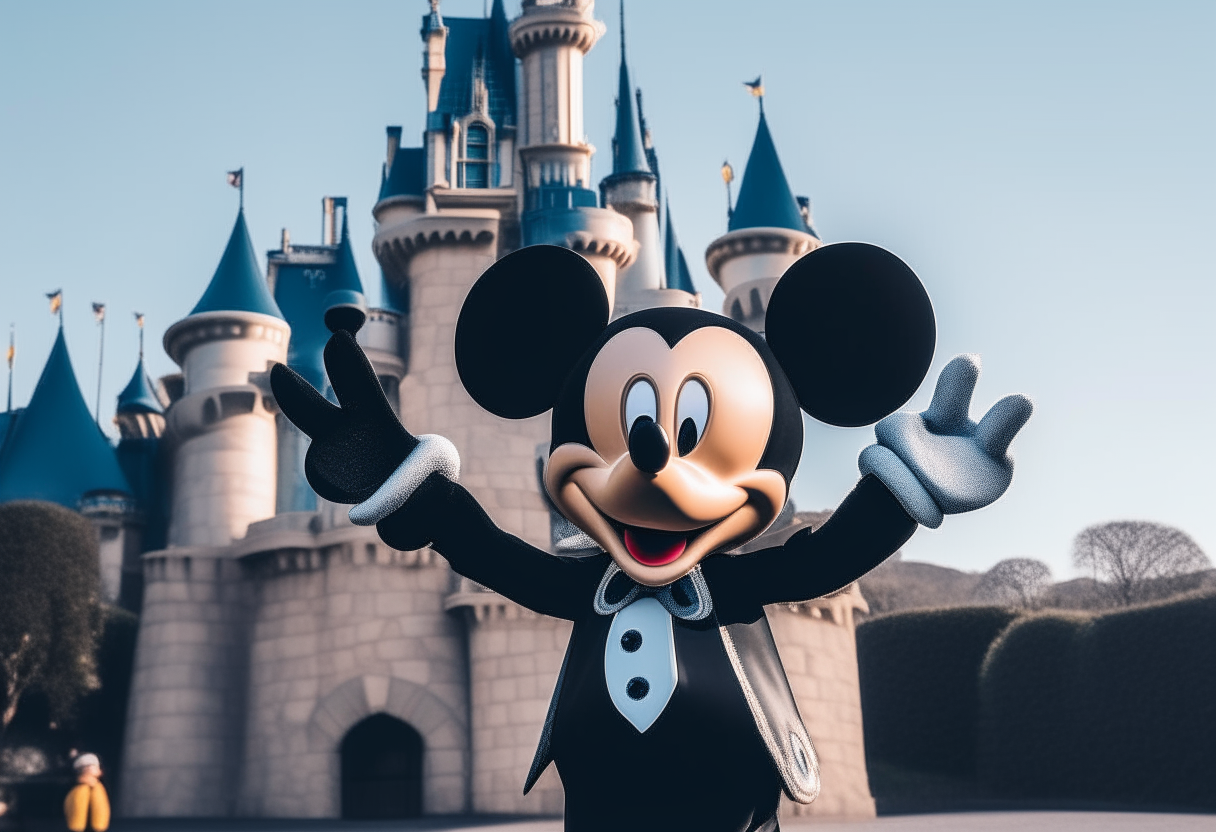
[377,474,915,832]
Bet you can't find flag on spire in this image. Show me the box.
[744,76,764,98]
[228,167,245,210]
[47,290,62,316]
[92,302,106,323]
[135,312,146,360]
[5,327,12,370]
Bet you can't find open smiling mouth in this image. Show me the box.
[618,524,710,566]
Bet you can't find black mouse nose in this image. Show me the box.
[628,416,669,475]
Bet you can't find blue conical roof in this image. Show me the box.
[728,111,807,233]
[116,356,163,415]
[611,6,650,177]
[663,204,696,294]
[190,210,284,319]
[0,327,130,507]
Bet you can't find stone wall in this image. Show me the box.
[458,592,570,815]
[121,549,251,817]
[237,528,470,817]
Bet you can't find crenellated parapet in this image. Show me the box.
[705,226,820,331]
[372,210,499,281]
[510,0,603,57]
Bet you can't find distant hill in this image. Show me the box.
[737,506,1215,615]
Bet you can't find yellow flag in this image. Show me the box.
[47,290,62,315]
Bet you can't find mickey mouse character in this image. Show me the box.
[272,243,1032,832]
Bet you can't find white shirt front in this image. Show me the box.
[604,597,678,733]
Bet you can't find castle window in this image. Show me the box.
[462,123,490,189]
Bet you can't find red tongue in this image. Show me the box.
[623,528,687,566]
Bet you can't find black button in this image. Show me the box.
[626,677,650,700]
[620,629,642,653]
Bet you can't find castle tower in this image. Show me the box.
[511,0,635,307]
[705,104,820,332]
[113,335,168,608]
[162,208,289,545]
[122,208,288,817]
[0,323,135,605]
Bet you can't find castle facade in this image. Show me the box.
[0,0,875,820]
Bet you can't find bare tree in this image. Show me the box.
[973,558,1053,608]
[1072,521,1210,606]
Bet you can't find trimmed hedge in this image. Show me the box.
[977,611,1089,797]
[857,606,1021,778]
[977,592,1216,809]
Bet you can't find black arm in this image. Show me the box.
[703,474,916,615]
[377,473,603,622]
[273,332,599,621]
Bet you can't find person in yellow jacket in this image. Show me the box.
[63,753,109,832]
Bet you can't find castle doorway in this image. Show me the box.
[340,713,424,819]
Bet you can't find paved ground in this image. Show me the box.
[91,811,1216,832]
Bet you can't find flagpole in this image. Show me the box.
[6,324,13,413]
[721,161,734,229]
[95,307,106,427]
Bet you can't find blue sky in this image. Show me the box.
[1,0,1213,579]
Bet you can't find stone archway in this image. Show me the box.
[307,675,469,815]
[340,713,424,818]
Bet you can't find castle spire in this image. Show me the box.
[189,208,284,319]
[611,0,650,177]
[728,108,809,234]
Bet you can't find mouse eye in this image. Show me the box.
[623,378,658,435]
[676,378,709,456]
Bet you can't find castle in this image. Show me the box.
[0,0,876,820]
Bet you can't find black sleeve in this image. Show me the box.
[376,473,601,621]
[703,474,917,613]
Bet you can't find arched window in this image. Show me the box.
[462,123,490,188]
[340,713,424,819]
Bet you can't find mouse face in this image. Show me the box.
[455,243,936,587]
[546,318,791,585]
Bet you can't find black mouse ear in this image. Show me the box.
[765,242,936,427]
[456,245,609,419]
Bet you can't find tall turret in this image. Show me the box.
[705,104,820,332]
[512,0,635,307]
[162,208,289,545]
[123,207,288,818]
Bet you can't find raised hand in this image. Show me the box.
[859,354,1032,528]
[270,331,418,505]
